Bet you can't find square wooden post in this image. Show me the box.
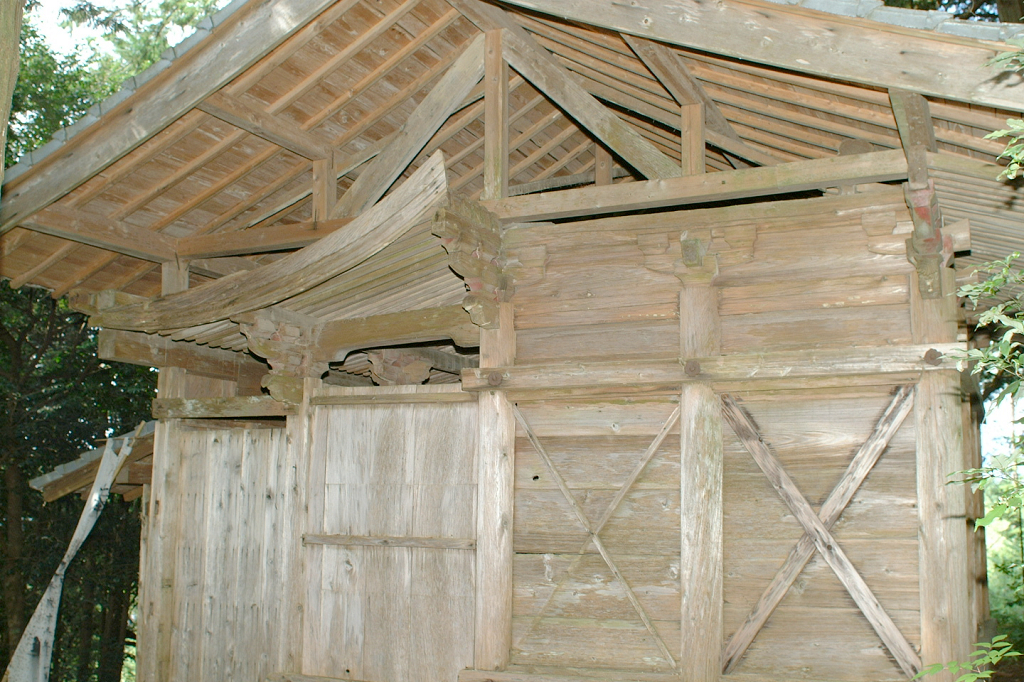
[912,266,973,679]
[475,302,516,670]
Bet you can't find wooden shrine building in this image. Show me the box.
[5,0,1024,680]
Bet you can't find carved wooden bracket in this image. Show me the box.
[640,225,754,283]
[432,196,511,329]
[903,182,954,299]
[237,308,326,403]
[367,349,433,385]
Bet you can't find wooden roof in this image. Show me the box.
[1,0,1023,355]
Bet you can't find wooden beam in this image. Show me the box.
[197,92,333,160]
[98,328,267,384]
[450,0,679,180]
[681,103,705,175]
[302,534,476,550]
[462,343,963,394]
[475,302,515,670]
[889,88,938,157]
[331,34,485,218]
[594,144,612,185]
[91,152,447,332]
[484,149,908,222]
[482,30,509,201]
[0,0,340,233]
[20,204,176,262]
[622,35,742,148]
[678,275,721,681]
[314,305,480,364]
[151,396,296,419]
[493,0,1024,111]
[311,158,337,221]
[176,218,353,259]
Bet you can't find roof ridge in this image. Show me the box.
[3,0,249,185]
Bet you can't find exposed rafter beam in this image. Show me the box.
[493,0,1024,111]
[177,217,353,259]
[197,92,334,160]
[0,0,340,234]
[449,0,680,180]
[332,34,486,218]
[21,205,176,262]
[484,149,908,222]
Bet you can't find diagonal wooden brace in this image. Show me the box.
[721,394,922,679]
[721,386,915,673]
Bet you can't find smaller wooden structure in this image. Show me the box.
[8,0,1024,681]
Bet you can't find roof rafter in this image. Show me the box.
[197,92,334,160]
[495,0,1024,111]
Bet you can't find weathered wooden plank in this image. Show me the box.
[494,0,1024,111]
[92,152,447,332]
[477,302,517,670]
[0,0,341,232]
[303,534,476,550]
[485,150,908,222]
[332,34,485,217]
[511,616,680,671]
[152,396,297,419]
[482,30,509,201]
[451,0,679,180]
[720,396,921,678]
[722,386,915,673]
[311,391,476,405]
[463,343,962,394]
[176,217,354,259]
[515,319,679,363]
[197,92,332,160]
[679,280,722,682]
[20,204,176,262]
[98,328,266,384]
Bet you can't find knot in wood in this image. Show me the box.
[487,371,504,387]
[684,359,702,377]
[923,348,943,366]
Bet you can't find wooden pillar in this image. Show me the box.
[296,375,321,675]
[912,265,972,678]
[482,29,508,202]
[678,253,722,680]
[475,302,516,670]
[311,157,336,221]
[594,144,613,186]
[681,103,705,176]
[137,261,189,682]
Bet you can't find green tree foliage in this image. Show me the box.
[882,0,1023,22]
[0,288,155,678]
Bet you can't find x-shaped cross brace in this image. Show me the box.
[720,386,920,679]
[513,403,681,669]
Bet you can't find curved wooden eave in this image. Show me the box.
[92,151,448,332]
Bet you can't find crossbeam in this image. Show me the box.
[461,343,962,394]
[482,149,908,222]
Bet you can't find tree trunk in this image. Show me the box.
[998,0,1024,22]
[0,0,25,187]
[2,461,26,661]
[97,587,129,682]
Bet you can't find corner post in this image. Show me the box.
[912,263,972,678]
[677,238,723,680]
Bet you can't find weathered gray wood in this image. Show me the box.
[152,396,297,419]
[311,392,476,406]
[197,92,333,160]
[889,89,938,156]
[0,0,340,233]
[475,302,516,670]
[494,0,1024,111]
[332,34,485,217]
[485,150,908,222]
[720,395,921,679]
[680,103,704,176]
[98,328,266,384]
[462,342,962,393]
[679,281,722,681]
[721,385,915,673]
[450,0,680,180]
[92,152,447,332]
[20,204,176,262]
[482,30,509,201]
[302,534,476,550]
[176,217,354,259]
[513,404,678,668]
